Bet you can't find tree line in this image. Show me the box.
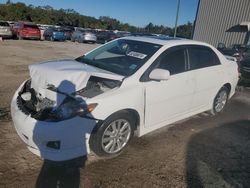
[0,1,193,38]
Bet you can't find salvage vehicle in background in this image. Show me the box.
[217,43,250,62]
[0,21,13,39]
[43,27,65,41]
[11,36,238,161]
[71,29,97,43]
[238,57,250,83]
[70,29,83,42]
[97,31,118,43]
[12,22,41,40]
[116,31,131,38]
[61,26,74,40]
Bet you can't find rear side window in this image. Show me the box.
[24,24,39,29]
[0,22,9,27]
[188,46,221,70]
[157,48,186,75]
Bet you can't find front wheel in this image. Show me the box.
[210,86,229,115]
[89,111,135,158]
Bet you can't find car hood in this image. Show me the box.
[29,59,124,101]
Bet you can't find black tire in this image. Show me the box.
[210,86,229,115]
[89,111,135,158]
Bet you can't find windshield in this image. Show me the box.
[75,39,162,76]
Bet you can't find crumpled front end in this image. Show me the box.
[11,81,98,161]
[11,60,124,161]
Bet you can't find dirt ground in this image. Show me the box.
[0,40,250,188]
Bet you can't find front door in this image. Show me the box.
[142,46,195,128]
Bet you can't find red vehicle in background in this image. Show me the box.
[12,22,41,40]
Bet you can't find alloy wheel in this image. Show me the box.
[214,90,228,112]
[101,119,131,154]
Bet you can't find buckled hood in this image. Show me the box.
[29,59,124,101]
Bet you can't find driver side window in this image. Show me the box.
[157,48,186,75]
[140,46,187,82]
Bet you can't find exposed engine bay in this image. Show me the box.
[17,76,121,120]
[75,76,121,98]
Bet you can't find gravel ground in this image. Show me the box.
[0,40,249,188]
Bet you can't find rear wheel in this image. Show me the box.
[211,86,229,115]
[89,111,135,158]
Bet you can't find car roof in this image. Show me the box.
[122,36,211,47]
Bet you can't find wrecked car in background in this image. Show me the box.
[239,57,250,83]
[11,36,239,161]
[12,22,41,40]
[43,27,65,41]
[0,21,13,39]
[71,29,97,43]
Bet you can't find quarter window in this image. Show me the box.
[188,46,220,70]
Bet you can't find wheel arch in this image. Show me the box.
[223,83,231,95]
[104,108,140,131]
[89,108,140,157]
[123,108,140,131]
[91,108,141,134]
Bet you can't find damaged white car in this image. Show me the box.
[11,36,239,161]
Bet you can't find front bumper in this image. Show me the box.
[11,83,97,161]
[22,33,40,39]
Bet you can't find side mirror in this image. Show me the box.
[149,68,170,81]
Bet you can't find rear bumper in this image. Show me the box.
[22,33,40,39]
[53,36,65,41]
[11,83,97,161]
[0,31,13,38]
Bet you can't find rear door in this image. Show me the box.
[142,46,196,128]
[187,45,223,110]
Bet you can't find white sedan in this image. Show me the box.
[11,36,239,161]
